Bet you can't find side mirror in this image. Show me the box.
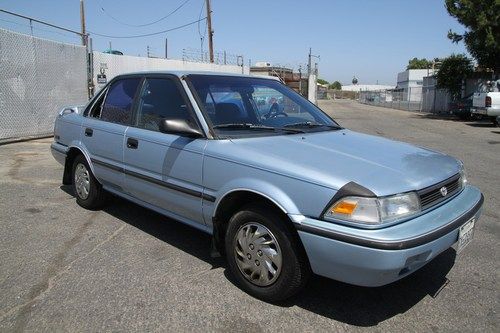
[159,119,204,138]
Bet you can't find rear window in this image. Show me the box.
[100,78,141,125]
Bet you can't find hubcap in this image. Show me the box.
[74,163,90,200]
[234,223,282,287]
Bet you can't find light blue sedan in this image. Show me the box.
[51,72,483,301]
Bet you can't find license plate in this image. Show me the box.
[457,218,475,253]
[472,108,487,115]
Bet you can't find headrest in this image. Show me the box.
[215,103,242,123]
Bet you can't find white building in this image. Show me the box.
[396,69,439,101]
[342,84,394,92]
[396,69,434,89]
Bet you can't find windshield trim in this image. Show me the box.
[184,74,341,140]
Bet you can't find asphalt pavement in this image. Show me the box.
[0,99,498,332]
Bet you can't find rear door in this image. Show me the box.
[123,75,207,224]
[81,77,142,192]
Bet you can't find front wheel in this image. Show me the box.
[225,204,310,302]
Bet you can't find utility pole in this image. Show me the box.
[147,45,150,58]
[298,65,302,95]
[308,47,311,75]
[308,47,320,75]
[80,0,86,46]
[165,38,168,58]
[206,0,214,63]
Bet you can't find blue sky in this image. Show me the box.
[0,0,468,85]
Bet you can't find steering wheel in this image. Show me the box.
[264,102,288,119]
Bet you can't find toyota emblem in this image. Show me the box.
[440,186,448,197]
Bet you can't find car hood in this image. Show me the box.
[226,130,460,196]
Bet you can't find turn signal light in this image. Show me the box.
[331,200,357,215]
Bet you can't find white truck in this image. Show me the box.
[471,79,500,126]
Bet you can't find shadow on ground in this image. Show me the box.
[61,185,456,327]
[409,113,499,129]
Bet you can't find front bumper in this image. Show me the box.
[291,185,483,287]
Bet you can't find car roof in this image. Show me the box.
[115,70,280,81]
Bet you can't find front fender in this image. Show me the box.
[212,177,301,217]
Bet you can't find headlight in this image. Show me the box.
[324,192,421,225]
[458,161,467,187]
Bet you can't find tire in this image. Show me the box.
[458,113,471,121]
[491,116,499,126]
[225,203,310,302]
[71,154,106,209]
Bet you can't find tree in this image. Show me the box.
[446,0,500,72]
[407,58,432,70]
[436,54,474,100]
[317,78,329,85]
[329,81,342,90]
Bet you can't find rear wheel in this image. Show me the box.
[225,203,310,302]
[72,155,106,209]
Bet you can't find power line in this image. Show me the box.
[97,0,192,28]
[197,0,206,39]
[87,17,206,39]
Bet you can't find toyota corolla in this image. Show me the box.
[51,72,483,301]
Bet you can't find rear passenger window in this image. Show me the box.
[135,78,193,132]
[100,78,141,125]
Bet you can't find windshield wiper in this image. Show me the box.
[284,122,342,130]
[213,123,275,130]
[213,123,305,133]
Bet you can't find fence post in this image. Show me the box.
[86,36,94,99]
[408,87,411,110]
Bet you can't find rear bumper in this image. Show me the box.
[291,185,483,287]
[50,142,68,165]
[471,107,500,116]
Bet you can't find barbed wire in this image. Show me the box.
[182,47,243,65]
[0,17,80,42]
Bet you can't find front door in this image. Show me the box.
[81,77,141,191]
[123,76,206,225]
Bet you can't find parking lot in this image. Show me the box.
[0,99,498,332]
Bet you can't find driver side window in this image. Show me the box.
[204,89,250,125]
[252,86,313,121]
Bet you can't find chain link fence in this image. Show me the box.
[0,27,249,143]
[0,28,88,143]
[359,87,423,111]
[327,90,359,100]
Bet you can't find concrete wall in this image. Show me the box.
[308,74,317,104]
[93,52,249,90]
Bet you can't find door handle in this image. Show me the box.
[127,137,138,149]
[84,128,93,137]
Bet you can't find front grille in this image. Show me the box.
[418,174,461,209]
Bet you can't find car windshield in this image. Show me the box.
[187,75,341,138]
